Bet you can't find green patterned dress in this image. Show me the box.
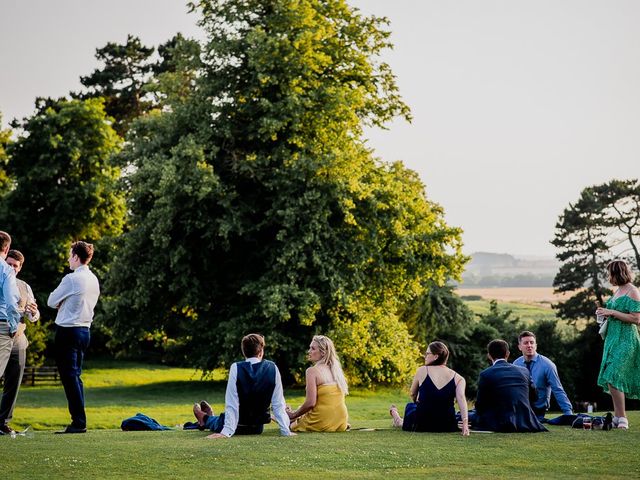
[597,295,640,398]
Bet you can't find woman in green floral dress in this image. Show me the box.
[596,260,640,430]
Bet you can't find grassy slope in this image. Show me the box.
[3,362,640,479]
[462,299,558,324]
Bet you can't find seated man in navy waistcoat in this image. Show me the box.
[193,333,295,438]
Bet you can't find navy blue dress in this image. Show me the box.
[402,374,459,432]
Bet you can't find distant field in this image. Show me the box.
[455,287,572,305]
[461,299,558,324]
[455,287,568,324]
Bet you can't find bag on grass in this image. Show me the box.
[121,413,172,431]
[570,413,613,431]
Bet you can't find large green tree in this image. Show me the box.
[78,35,155,136]
[0,113,11,195]
[552,179,640,322]
[0,98,125,305]
[104,0,465,384]
[591,179,640,269]
[552,188,612,321]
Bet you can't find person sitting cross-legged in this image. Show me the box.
[286,335,349,432]
[512,330,573,421]
[389,341,469,436]
[192,333,295,438]
[473,339,547,433]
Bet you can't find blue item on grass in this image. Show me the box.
[121,413,172,431]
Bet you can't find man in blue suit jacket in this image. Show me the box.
[474,339,547,433]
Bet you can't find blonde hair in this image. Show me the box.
[312,335,349,395]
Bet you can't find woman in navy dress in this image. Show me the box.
[390,341,469,435]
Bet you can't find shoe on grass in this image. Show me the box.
[54,425,87,434]
[0,424,15,435]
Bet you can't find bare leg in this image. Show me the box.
[389,404,403,428]
[608,384,626,418]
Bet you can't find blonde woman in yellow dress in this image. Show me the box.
[286,335,349,432]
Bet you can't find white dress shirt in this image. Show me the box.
[47,265,100,327]
[221,357,291,437]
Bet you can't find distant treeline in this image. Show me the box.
[459,274,554,288]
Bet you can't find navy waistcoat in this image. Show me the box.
[236,360,276,426]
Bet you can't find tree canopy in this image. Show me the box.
[103,0,466,384]
[552,179,640,322]
[0,98,125,302]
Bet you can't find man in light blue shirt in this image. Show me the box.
[0,231,21,428]
[48,241,100,434]
[0,249,40,436]
[513,330,573,420]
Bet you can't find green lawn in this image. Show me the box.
[3,362,640,479]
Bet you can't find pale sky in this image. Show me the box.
[2,1,639,256]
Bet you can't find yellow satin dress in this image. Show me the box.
[292,384,348,432]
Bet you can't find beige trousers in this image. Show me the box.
[0,322,13,378]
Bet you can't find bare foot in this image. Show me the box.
[389,404,403,428]
[200,400,214,417]
[193,403,206,426]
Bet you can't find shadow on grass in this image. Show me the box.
[18,380,229,408]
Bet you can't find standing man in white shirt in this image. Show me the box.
[191,333,295,438]
[48,241,100,434]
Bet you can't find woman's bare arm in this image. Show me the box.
[409,366,425,402]
[287,367,318,420]
[455,375,469,436]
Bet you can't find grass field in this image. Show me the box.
[460,298,558,325]
[3,362,640,479]
[456,287,565,305]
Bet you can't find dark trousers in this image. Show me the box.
[55,326,90,429]
[0,335,27,424]
[203,413,264,435]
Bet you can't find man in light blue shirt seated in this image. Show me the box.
[513,330,573,420]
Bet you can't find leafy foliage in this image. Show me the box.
[552,179,640,322]
[104,0,465,384]
[0,98,126,316]
[78,35,156,136]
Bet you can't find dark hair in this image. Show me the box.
[0,231,11,252]
[241,333,265,358]
[487,339,509,360]
[607,260,633,286]
[71,241,94,264]
[6,249,24,265]
[427,341,449,366]
[518,331,536,343]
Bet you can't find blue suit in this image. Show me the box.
[475,360,547,433]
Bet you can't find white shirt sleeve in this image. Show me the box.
[220,363,239,437]
[271,366,292,436]
[47,274,75,308]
